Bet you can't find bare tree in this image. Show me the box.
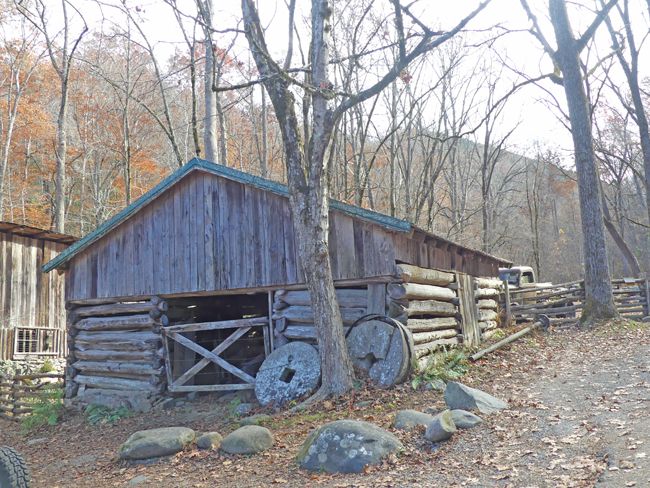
[16,0,88,232]
[240,0,491,399]
[520,0,618,323]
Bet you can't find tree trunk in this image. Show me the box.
[202,0,217,163]
[549,0,617,322]
[54,80,68,233]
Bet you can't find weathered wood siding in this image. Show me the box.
[0,232,67,358]
[65,170,501,302]
[66,171,397,301]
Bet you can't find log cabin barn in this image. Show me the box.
[0,221,74,362]
[43,158,511,408]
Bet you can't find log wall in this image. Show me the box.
[66,297,168,410]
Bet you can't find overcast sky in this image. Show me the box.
[71,1,650,161]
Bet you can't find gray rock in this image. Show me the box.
[219,390,255,404]
[221,425,274,454]
[119,427,196,460]
[424,410,456,442]
[186,392,199,401]
[426,379,447,392]
[444,381,508,414]
[26,437,48,446]
[128,475,149,486]
[255,342,321,407]
[159,398,179,411]
[196,432,223,450]
[393,409,435,431]
[450,409,483,429]
[347,321,411,387]
[642,316,650,323]
[234,402,254,416]
[296,419,403,473]
[240,414,271,426]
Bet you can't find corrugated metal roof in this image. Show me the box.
[43,158,511,272]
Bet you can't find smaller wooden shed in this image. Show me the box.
[43,159,511,408]
[0,221,75,361]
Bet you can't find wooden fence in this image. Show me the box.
[504,278,650,325]
[0,372,64,421]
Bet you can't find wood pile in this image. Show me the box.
[388,264,462,371]
[66,297,168,407]
[474,278,502,340]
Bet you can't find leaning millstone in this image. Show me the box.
[450,409,483,429]
[347,321,411,387]
[296,419,403,473]
[255,342,321,406]
[196,432,223,450]
[424,410,456,442]
[393,409,435,431]
[220,425,274,454]
[240,414,272,426]
[444,381,508,414]
[119,427,195,460]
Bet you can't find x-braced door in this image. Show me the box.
[162,317,269,392]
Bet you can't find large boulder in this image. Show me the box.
[450,409,483,429]
[444,381,507,414]
[296,420,403,473]
[424,410,456,442]
[220,425,274,454]
[254,342,321,406]
[393,409,435,431]
[119,427,195,460]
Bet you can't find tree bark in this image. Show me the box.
[548,0,617,322]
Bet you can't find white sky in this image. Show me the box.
[61,1,650,161]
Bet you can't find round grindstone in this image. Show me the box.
[254,342,321,406]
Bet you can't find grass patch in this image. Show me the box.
[411,349,469,390]
[85,404,132,425]
[20,386,64,433]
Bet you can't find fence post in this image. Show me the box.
[11,376,19,418]
[502,279,512,326]
[644,278,650,318]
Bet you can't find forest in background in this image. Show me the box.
[0,0,648,283]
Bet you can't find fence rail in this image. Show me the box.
[0,372,64,421]
[503,278,649,325]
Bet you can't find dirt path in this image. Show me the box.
[0,321,647,487]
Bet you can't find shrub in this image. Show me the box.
[84,404,132,425]
[20,386,64,433]
[411,348,469,390]
[39,360,55,374]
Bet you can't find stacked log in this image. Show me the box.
[474,278,501,340]
[389,264,461,370]
[272,288,367,343]
[66,297,168,409]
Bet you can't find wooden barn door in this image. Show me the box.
[162,317,269,392]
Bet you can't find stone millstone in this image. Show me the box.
[119,427,195,460]
[347,320,411,387]
[255,342,321,406]
[450,409,483,429]
[444,381,508,414]
[196,432,223,450]
[424,410,456,442]
[220,425,274,454]
[393,409,435,431]
[296,419,403,473]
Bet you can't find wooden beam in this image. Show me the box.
[168,331,255,384]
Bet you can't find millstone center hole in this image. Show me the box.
[364,353,377,365]
[280,367,296,383]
